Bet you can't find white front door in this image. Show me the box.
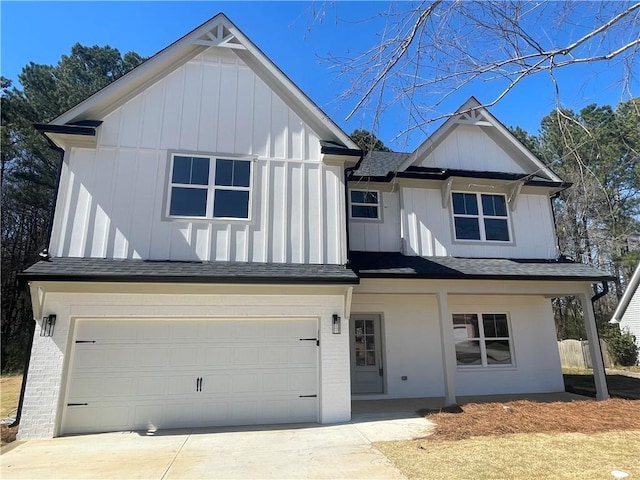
[62,318,319,435]
[350,315,384,394]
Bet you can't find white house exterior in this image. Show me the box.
[19,13,612,439]
[611,262,640,356]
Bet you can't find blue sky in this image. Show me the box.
[2,1,637,151]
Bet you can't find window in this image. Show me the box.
[350,190,380,219]
[453,313,513,367]
[167,154,251,220]
[452,192,510,242]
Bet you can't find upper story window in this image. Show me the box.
[350,190,380,220]
[453,313,513,367]
[451,192,510,242]
[168,154,251,220]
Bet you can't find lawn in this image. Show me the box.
[1,375,22,418]
[376,399,640,480]
[377,431,640,480]
[1,375,22,446]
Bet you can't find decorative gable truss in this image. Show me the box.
[193,23,246,49]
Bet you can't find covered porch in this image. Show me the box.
[348,253,614,406]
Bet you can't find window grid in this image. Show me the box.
[451,192,510,242]
[350,190,381,220]
[452,312,513,368]
[168,154,252,220]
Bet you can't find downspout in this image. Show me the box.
[9,131,65,428]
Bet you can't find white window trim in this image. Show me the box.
[349,189,382,221]
[453,312,515,369]
[450,191,512,243]
[166,153,253,222]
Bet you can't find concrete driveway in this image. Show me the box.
[1,414,434,479]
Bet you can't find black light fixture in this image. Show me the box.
[40,314,56,337]
[332,314,341,334]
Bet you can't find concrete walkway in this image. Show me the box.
[0,414,434,479]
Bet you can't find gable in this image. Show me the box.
[98,47,321,159]
[401,97,561,182]
[48,13,357,151]
[415,123,528,174]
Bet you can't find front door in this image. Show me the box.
[350,315,384,394]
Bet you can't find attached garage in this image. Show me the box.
[62,317,319,435]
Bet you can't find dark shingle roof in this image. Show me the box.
[351,151,411,178]
[349,251,613,281]
[21,258,359,284]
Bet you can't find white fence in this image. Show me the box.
[558,339,613,369]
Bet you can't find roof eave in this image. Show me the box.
[20,273,360,285]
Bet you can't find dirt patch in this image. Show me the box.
[1,424,18,445]
[419,398,640,441]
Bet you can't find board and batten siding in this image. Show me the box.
[348,190,402,252]
[49,47,346,264]
[401,187,559,258]
[619,288,640,350]
[416,124,529,174]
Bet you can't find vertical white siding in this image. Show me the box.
[400,186,559,258]
[619,289,640,350]
[417,124,528,174]
[348,190,402,252]
[49,47,344,265]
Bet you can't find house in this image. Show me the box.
[18,13,612,440]
[610,262,640,356]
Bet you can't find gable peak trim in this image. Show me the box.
[193,22,246,50]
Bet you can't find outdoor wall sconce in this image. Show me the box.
[332,314,341,334]
[40,314,56,337]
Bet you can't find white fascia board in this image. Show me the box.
[398,97,562,183]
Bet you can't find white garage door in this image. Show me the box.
[62,318,319,435]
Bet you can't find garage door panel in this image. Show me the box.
[262,373,289,391]
[138,376,167,396]
[68,375,136,400]
[168,347,199,367]
[201,374,230,393]
[63,318,319,435]
[137,348,169,368]
[204,347,231,366]
[290,345,317,366]
[133,404,163,430]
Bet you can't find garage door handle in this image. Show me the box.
[67,403,88,406]
[299,394,317,398]
[196,377,202,392]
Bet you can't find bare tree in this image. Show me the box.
[328,1,640,140]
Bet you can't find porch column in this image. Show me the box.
[578,292,610,401]
[437,291,457,406]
